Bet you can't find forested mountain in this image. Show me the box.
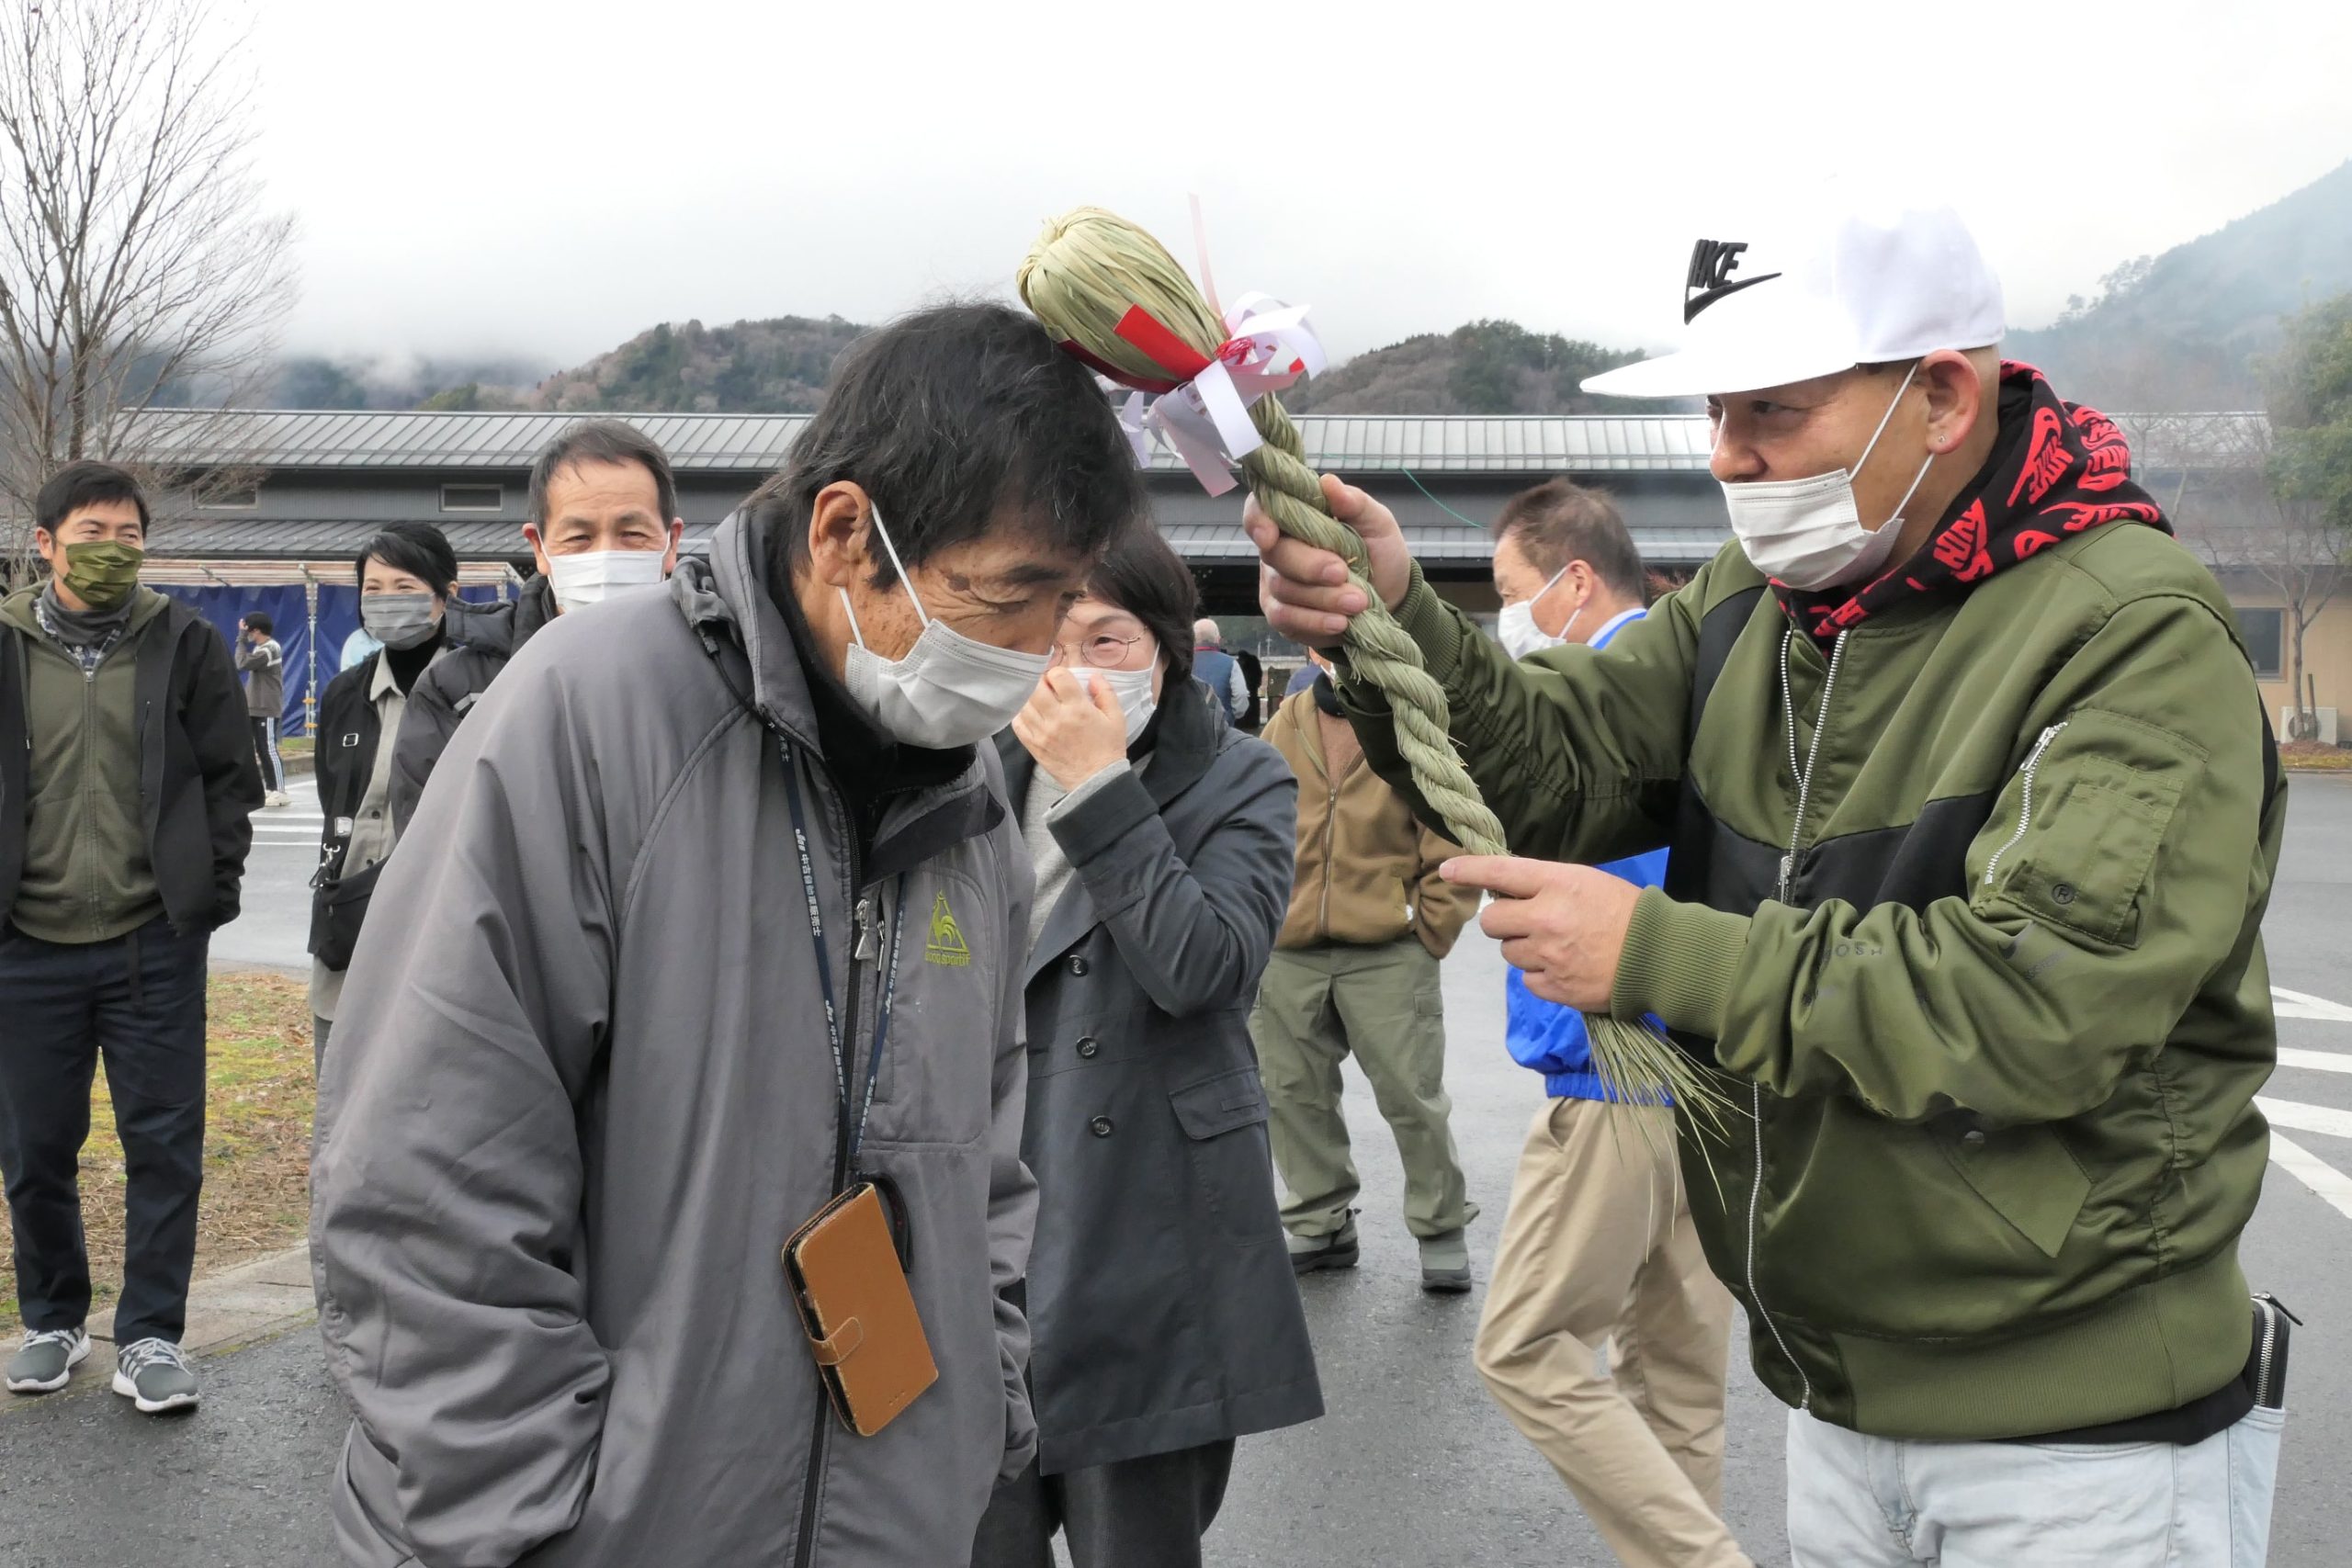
[257,162,2351,418]
[530,316,869,413]
[1283,320,1655,415]
[2009,160,2352,409]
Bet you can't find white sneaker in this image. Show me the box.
[6,1325,91,1393]
[264,791,291,808]
[112,1337,199,1414]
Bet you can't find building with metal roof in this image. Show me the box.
[90,404,2341,739]
[115,403,2290,611]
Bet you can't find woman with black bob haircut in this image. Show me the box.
[975,525,1321,1568]
[308,522,458,1059]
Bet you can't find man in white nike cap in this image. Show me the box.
[1249,201,2289,1562]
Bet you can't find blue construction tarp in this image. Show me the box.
[152,583,503,736]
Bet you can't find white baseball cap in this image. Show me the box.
[1581,202,2005,399]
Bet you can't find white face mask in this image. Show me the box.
[841,505,1052,750]
[1496,564,1586,660]
[1719,363,1936,592]
[1083,662,1159,744]
[548,547,668,612]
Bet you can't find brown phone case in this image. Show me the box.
[782,1182,938,1437]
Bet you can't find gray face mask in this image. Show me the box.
[362,592,441,650]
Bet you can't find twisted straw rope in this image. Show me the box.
[1019,209,1507,856]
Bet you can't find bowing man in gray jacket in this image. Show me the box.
[975,527,1322,1568]
[310,303,1146,1568]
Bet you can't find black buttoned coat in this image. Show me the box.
[997,682,1323,1474]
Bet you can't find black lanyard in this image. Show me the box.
[779,738,906,1168]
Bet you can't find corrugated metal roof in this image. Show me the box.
[119,406,2272,479]
[150,518,722,558]
[124,411,814,471]
[124,408,1727,474]
[153,514,1632,565]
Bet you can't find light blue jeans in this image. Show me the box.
[1786,1404,2285,1566]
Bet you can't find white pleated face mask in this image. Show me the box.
[548,547,668,612]
[1496,564,1586,660]
[1084,662,1159,744]
[840,505,1052,750]
[1719,363,1935,592]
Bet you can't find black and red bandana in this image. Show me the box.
[1774,361,2170,643]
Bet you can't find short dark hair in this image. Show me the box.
[37,460,150,536]
[1085,524,1199,681]
[1492,479,1645,603]
[356,522,458,597]
[755,301,1145,588]
[529,418,677,527]
[242,611,275,635]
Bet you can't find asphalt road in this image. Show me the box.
[209,774,323,976]
[4,776,2349,1568]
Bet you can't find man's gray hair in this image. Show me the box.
[1193,617,1222,648]
[529,419,677,527]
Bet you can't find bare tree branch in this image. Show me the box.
[0,0,294,577]
[2174,414,2352,737]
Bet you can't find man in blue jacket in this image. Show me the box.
[1470,480,1747,1568]
[1190,618,1250,724]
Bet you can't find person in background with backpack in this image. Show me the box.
[237,612,290,808]
[309,524,457,1063]
[1190,618,1249,725]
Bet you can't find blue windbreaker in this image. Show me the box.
[1499,607,1670,1100]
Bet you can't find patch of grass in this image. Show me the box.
[2281,741,2352,771]
[0,971,313,1338]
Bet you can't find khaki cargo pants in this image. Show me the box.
[1250,939,1474,1242]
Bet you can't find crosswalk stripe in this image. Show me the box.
[2256,1097,2352,1141]
[2272,987,2352,1023]
[2278,1049,2352,1076]
[2269,1134,2352,1225]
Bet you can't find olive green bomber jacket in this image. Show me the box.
[1338,525,2282,1440]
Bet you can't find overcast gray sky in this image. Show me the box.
[249,0,2352,375]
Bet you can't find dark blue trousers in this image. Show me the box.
[0,917,209,1346]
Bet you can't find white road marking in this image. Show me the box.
[254,775,322,849]
[2269,1134,2352,1225]
[2273,987,2352,1023]
[2278,1048,2352,1075]
[2256,1097,2352,1141]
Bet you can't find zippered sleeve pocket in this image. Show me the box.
[1972,713,2195,947]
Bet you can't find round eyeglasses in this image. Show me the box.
[1048,632,1153,670]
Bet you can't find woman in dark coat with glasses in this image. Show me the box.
[973,527,1320,1568]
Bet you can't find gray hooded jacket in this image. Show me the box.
[311,514,1037,1567]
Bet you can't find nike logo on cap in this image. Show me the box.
[1685,238,1781,324]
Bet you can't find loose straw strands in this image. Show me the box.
[1584,1013,1739,1168]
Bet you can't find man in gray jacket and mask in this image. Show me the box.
[311,302,1147,1568]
